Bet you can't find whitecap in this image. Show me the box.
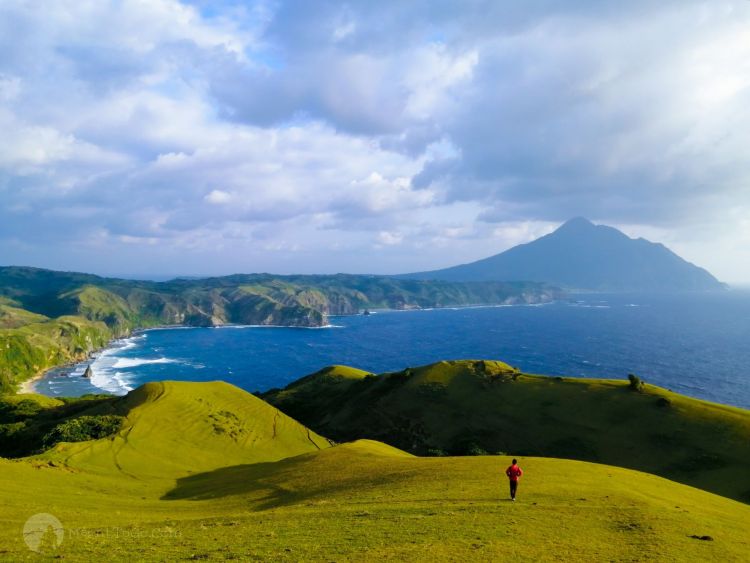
[112,357,178,369]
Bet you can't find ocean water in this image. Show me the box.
[33,291,750,409]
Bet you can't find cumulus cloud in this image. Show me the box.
[0,0,748,280]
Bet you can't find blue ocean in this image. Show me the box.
[33,291,750,409]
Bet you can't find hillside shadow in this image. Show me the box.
[162,453,420,511]
[162,453,370,511]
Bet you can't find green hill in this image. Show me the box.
[0,300,48,329]
[263,360,750,503]
[1,380,331,476]
[1,382,749,561]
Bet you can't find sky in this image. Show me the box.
[1,1,749,282]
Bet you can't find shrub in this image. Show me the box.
[42,415,125,447]
[656,397,671,408]
[465,443,488,456]
[628,373,644,392]
[1,399,43,420]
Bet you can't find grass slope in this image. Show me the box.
[0,301,48,329]
[31,380,332,479]
[264,360,750,503]
[1,433,749,561]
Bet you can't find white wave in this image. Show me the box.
[89,366,132,395]
[112,372,135,393]
[112,357,178,369]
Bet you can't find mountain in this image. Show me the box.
[263,359,750,503]
[402,218,725,291]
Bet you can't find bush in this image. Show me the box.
[42,415,124,447]
[465,443,488,456]
[0,399,43,421]
[628,373,644,392]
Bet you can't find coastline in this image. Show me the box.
[18,373,42,394]
[13,339,121,397]
[18,300,562,397]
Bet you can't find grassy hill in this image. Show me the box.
[0,300,48,329]
[1,380,330,474]
[0,382,748,561]
[263,360,750,503]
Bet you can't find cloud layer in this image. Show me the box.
[1,0,748,280]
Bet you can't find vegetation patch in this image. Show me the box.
[0,393,117,457]
[42,414,125,447]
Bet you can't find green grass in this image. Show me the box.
[1,416,748,561]
[264,359,750,503]
[0,302,48,329]
[60,285,137,334]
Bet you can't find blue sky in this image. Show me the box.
[1,0,749,282]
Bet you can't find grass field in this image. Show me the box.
[1,380,749,561]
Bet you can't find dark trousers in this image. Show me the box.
[509,480,518,498]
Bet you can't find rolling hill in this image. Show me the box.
[1,381,749,561]
[402,217,725,291]
[263,360,750,503]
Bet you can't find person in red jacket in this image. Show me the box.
[505,459,523,501]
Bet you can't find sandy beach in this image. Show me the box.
[18,373,42,394]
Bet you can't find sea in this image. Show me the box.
[31,291,750,409]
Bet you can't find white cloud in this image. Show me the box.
[205,189,232,204]
[376,231,404,246]
[0,0,749,281]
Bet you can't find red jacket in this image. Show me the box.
[506,464,523,481]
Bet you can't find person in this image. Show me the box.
[505,458,523,501]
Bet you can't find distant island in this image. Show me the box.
[402,217,726,292]
[0,266,559,393]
